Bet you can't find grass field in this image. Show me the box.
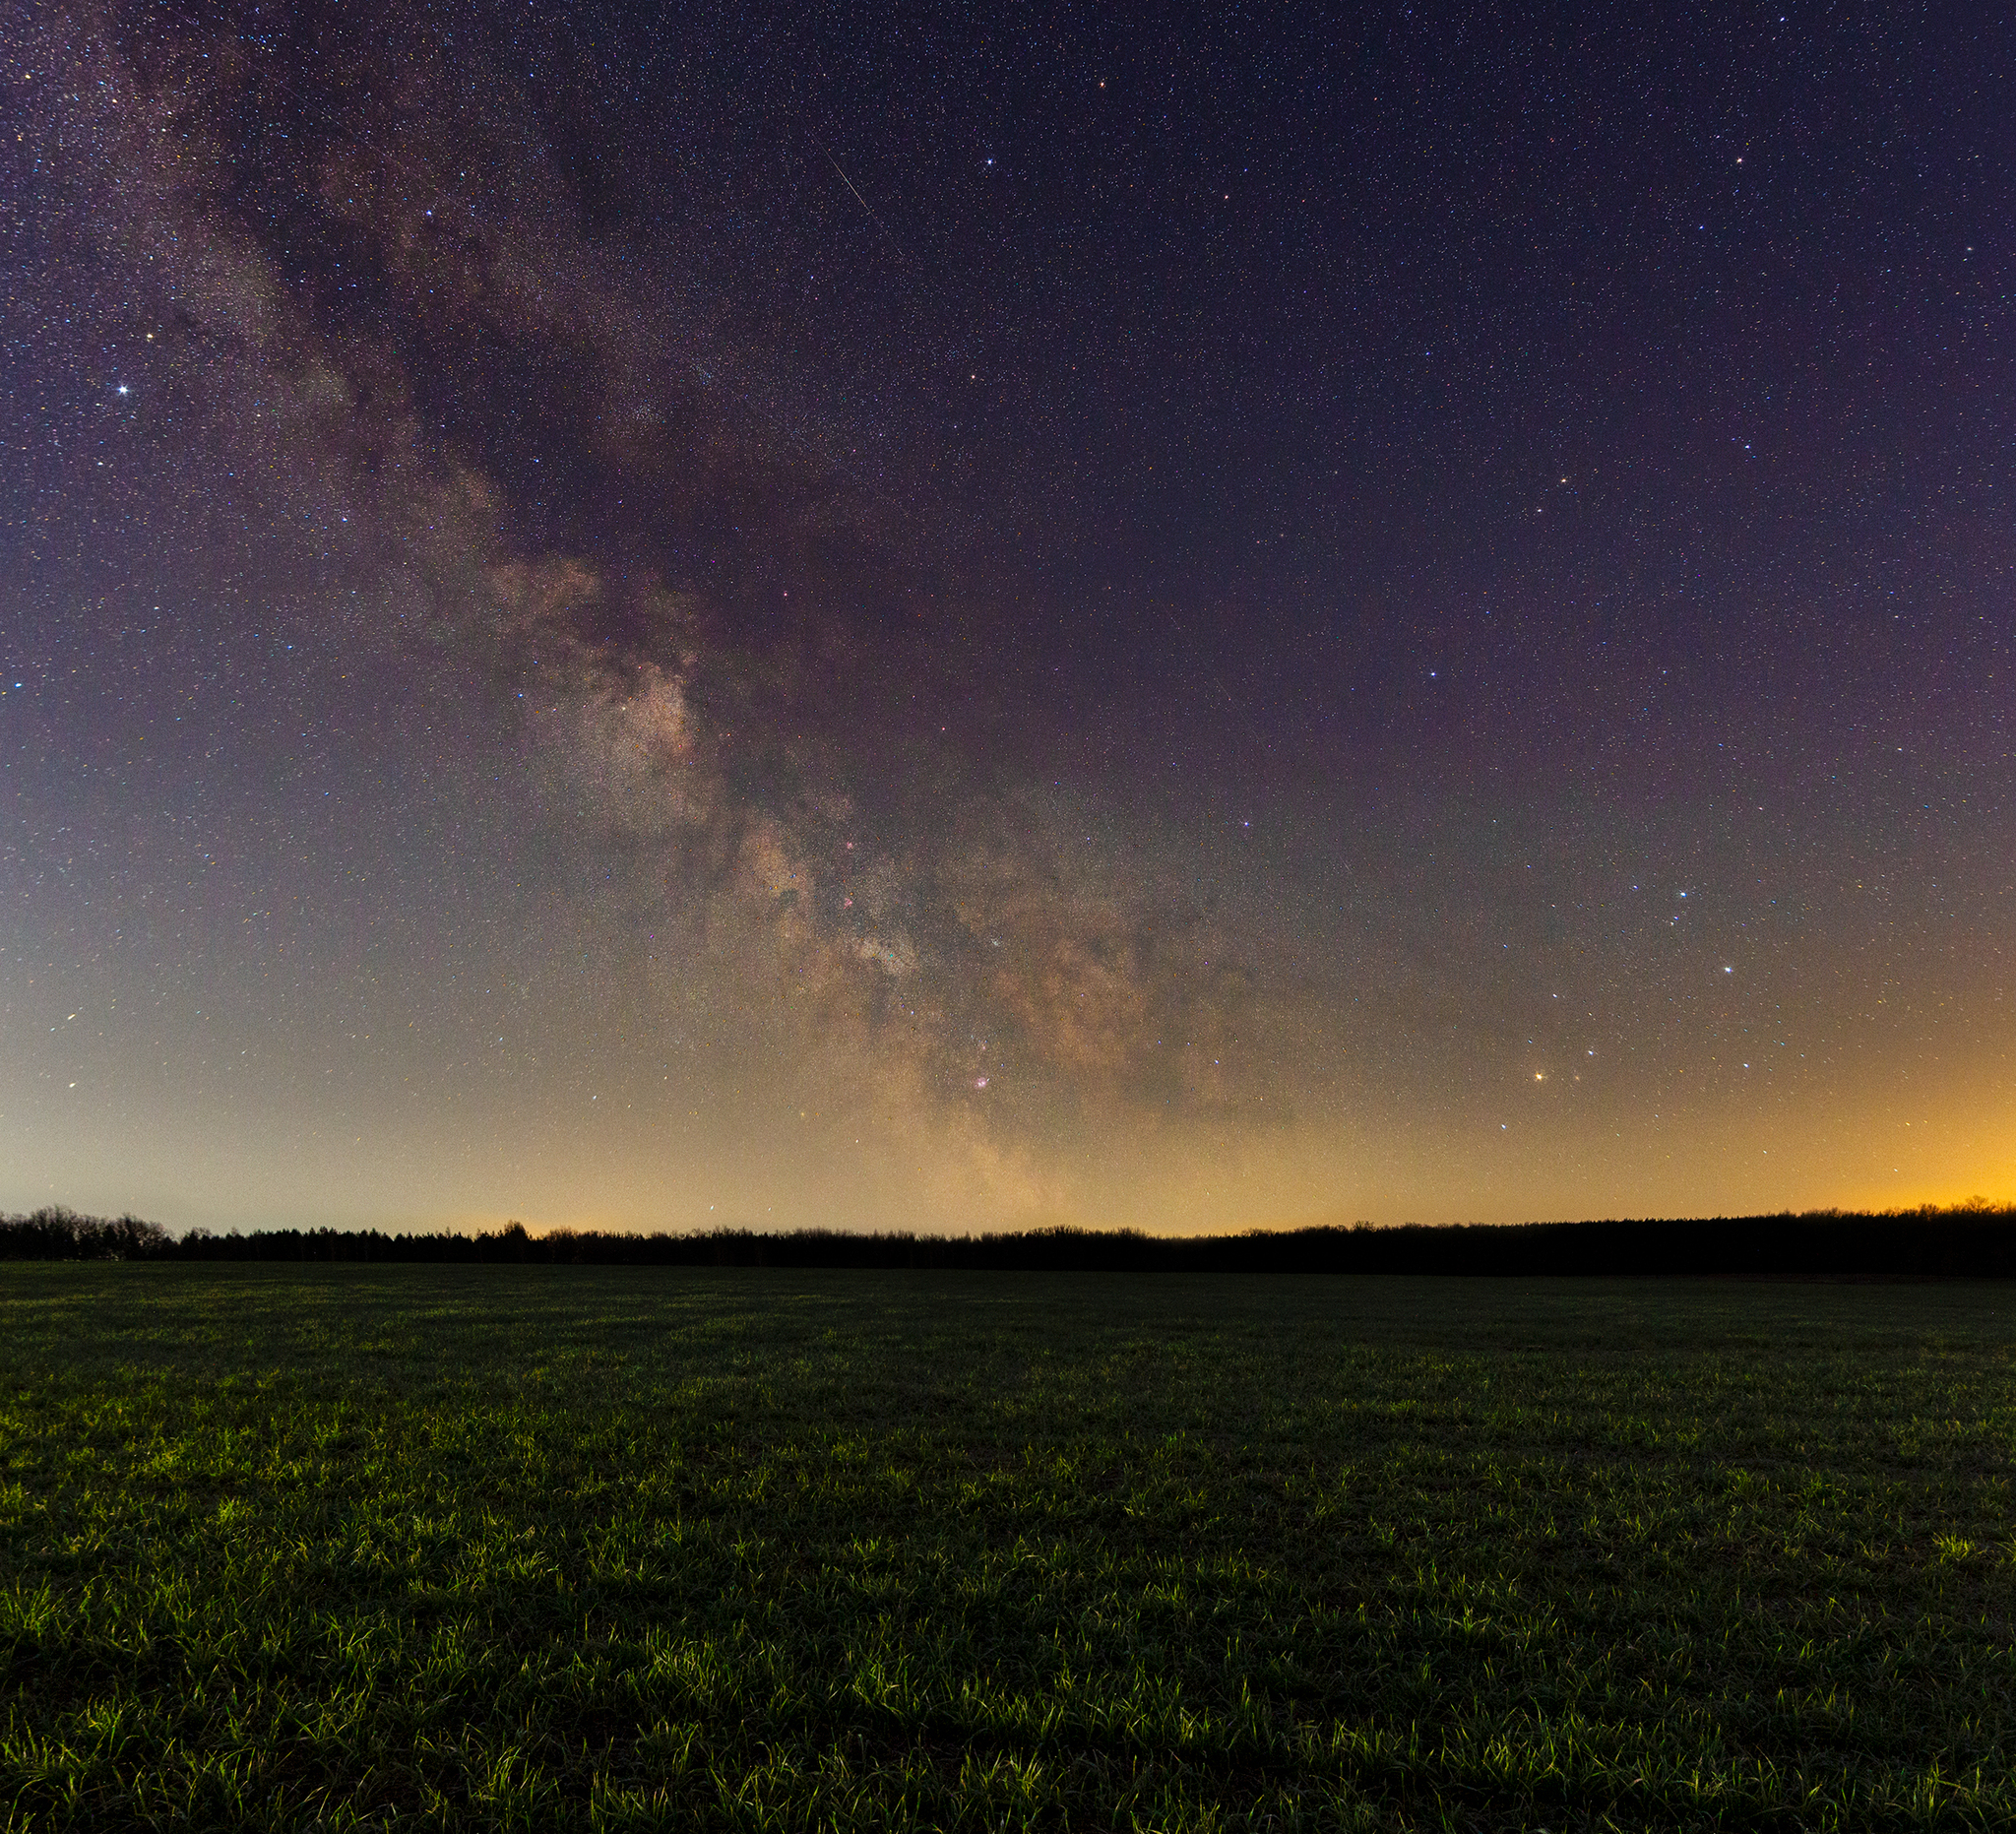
[2,1269,2013,1830]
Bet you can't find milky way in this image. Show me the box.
[4,2,2011,1231]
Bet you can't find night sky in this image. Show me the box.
[5,1,2011,1234]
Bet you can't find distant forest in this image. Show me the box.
[5,1204,2016,1277]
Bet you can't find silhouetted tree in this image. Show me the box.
[7,1205,2016,1276]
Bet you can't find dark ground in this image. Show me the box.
[3,1267,2013,1829]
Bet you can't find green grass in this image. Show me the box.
[2,1269,2014,1830]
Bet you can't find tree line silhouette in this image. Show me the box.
[5,1203,2016,1277]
